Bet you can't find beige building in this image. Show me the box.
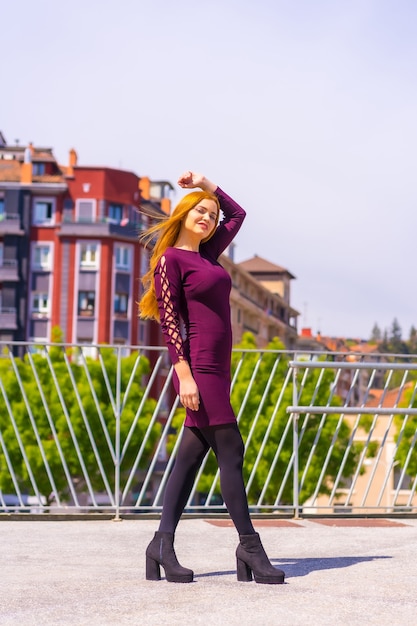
[303,383,417,514]
[220,253,299,349]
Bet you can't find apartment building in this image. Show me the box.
[0,133,170,349]
[221,253,299,349]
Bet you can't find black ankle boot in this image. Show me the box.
[145,531,194,583]
[236,533,285,584]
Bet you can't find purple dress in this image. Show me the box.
[154,187,246,428]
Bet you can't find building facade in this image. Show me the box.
[221,253,299,349]
[0,134,170,350]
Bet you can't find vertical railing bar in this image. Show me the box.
[247,358,292,497]
[279,364,322,496]
[122,367,175,503]
[114,346,122,520]
[6,346,60,501]
[0,427,27,507]
[119,350,143,414]
[391,410,417,507]
[146,398,183,507]
[121,354,164,461]
[344,368,396,506]
[76,349,116,461]
[27,349,78,506]
[244,357,281,494]
[298,367,345,496]
[255,367,294,505]
[61,350,114,507]
[259,365,313,506]
[328,367,379,504]
[292,366,300,518]
[406,457,417,508]
[374,370,411,507]
[360,369,407,507]
[0,362,43,505]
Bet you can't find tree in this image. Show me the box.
[395,385,417,486]
[408,326,417,354]
[0,341,160,504]
[370,323,382,343]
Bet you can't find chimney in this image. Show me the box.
[300,328,313,338]
[20,143,33,184]
[160,197,171,215]
[67,148,78,177]
[139,176,150,200]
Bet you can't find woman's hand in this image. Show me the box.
[174,359,200,411]
[177,171,217,194]
[179,376,200,412]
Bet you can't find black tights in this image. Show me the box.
[158,423,255,536]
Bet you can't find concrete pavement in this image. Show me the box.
[1,516,417,625]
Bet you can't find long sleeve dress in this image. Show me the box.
[154,187,246,428]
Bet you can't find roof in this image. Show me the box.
[0,160,20,182]
[238,254,296,279]
[366,382,413,407]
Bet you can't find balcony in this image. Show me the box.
[0,259,19,282]
[0,307,17,329]
[59,216,140,240]
[0,214,24,236]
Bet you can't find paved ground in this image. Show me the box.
[1,516,416,625]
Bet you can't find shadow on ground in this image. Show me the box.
[195,555,391,580]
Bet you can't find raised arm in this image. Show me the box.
[203,187,246,259]
[177,171,246,259]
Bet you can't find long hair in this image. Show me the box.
[138,190,220,321]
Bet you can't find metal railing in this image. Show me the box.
[0,341,416,517]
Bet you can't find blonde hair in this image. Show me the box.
[138,191,220,321]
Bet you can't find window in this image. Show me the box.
[114,293,128,316]
[76,199,96,223]
[0,243,3,267]
[32,244,52,269]
[115,245,131,270]
[33,198,55,225]
[32,293,49,314]
[80,243,98,267]
[78,291,95,316]
[108,204,123,223]
[0,197,4,219]
[33,163,45,176]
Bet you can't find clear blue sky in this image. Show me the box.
[3,0,417,339]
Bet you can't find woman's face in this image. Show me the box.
[181,199,218,241]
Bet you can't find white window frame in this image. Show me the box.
[115,244,131,271]
[32,292,50,314]
[33,197,55,225]
[32,243,53,270]
[80,242,99,268]
[0,242,3,267]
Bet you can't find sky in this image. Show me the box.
[3,0,417,340]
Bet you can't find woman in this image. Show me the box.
[139,171,284,585]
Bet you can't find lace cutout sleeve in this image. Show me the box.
[154,254,185,364]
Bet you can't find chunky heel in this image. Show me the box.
[145,532,194,583]
[236,556,253,582]
[236,533,285,585]
[146,555,161,581]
